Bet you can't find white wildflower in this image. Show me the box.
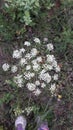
[41,82,46,88]
[39,72,51,83]
[14,74,23,87]
[47,43,54,51]
[11,65,18,73]
[24,72,35,80]
[26,83,36,91]
[47,54,55,63]
[13,50,22,59]
[20,58,27,66]
[14,74,23,83]
[40,69,47,75]
[31,48,38,57]
[52,60,58,68]
[35,80,40,86]
[43,38,48,42]
[25,107,34,115]
[24,41,31,46]
[17,83,23,88]
[33,64,40,72]
[33,88,41,96]
[36,56,42,63]
[53,74,58,81]
[26,65,31,71]
[55,65,60,72]
[50,83,56,94]
[3,37,61,97]
[32,59,37,65]
[47,64,53,70]
[30,72,35,78]
[2,63,10,71]
[43,73,51,83]
[43,64,53,71]
[24,72,32,80]
[34,37,40,44]
[25,53,31,60]
[14,107,24,116]
[19,48,25,53]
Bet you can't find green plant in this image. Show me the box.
[0,93,14,105]
[61,0,73,7]
[62,28,73,44]
[4,0,40,25]
[54,27,73,55]
[0,126,3,130]
[0,11,26,41]
[1,38,61,118]
[4,0,54,26]
[0,0,55,41]
[40,0,54,10]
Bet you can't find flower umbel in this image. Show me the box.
[2,63,10,71]
[2,37,61,97]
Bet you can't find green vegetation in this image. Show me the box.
[0,0,73,130]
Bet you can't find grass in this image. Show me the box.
[0,126,3,130]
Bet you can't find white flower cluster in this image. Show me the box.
[39,72,51,83]
[47,43,54,51]
[14,106,35,116]
[11,65,18,73]
[34,37,40,44]
[2,38,61,96]
[14,74,23,88]
[25,106,34,115]
[2,63,10,71]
